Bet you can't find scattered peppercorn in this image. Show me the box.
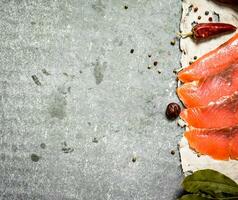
[157,71,161,74]
[171,150,175,155]
[132,157,137,162]
[208,17,213,22]
[147,66,151,69]
[42,68,50,75]
[130,49,134,54]
[166,103,181,120]
[170,40,176,46]
[40,143,46,149]
[61,141,74,153]
[63,72,69,76]
[191,21,198,26]
[148,54,151,58]
[194,7,198,12]
[194,56,197,60]
[198,16,201,20]
[62,147,74,153]
[92,137,98,143]
[31,154,40,162]
[124,5,128,9]
[32,75,41,86]
[189,61,193,65]
[153,61,158,66]
[205,11,209,15]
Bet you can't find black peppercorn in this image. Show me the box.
[31,154,40,162]
[171,150,175,155]
[170,40,176,46]
[166,103,181,120]
[132,157,137,162]
[40,143,46,149]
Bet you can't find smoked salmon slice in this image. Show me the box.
[180,92,238,128]
[185,126,238,160]
[178,33,238,82]
[177,64,238,107]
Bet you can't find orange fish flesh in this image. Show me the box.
[180,92,238,129]
[178,33,238,82]
[177,64,238,107]
[185,126,238,160]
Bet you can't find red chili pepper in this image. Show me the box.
[193,23,237,39]
[213,0,238,4]
[180,23,237,40]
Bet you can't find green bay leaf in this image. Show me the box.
[182,169,238,197]
[179,194,210,200]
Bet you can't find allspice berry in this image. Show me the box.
[166,103,181,120]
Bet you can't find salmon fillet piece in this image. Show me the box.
[180,92,238,128]
[177,64,238,107]
[185,126,238,160]
[178,33,238,82]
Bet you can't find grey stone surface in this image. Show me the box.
[0,0,182,199]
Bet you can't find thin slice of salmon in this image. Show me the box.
[177,64,238,107]
[185,126,238,160]
[178,33,238,82]
[180,92,238,128]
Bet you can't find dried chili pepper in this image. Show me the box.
[179,23,237,40]
[213,0,238,4]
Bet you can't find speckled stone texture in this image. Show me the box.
[0,0,182,199]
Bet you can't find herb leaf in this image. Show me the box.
[182,169,238,197]
[179,194,210,200]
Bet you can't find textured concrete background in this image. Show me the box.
[0,0,182,199]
